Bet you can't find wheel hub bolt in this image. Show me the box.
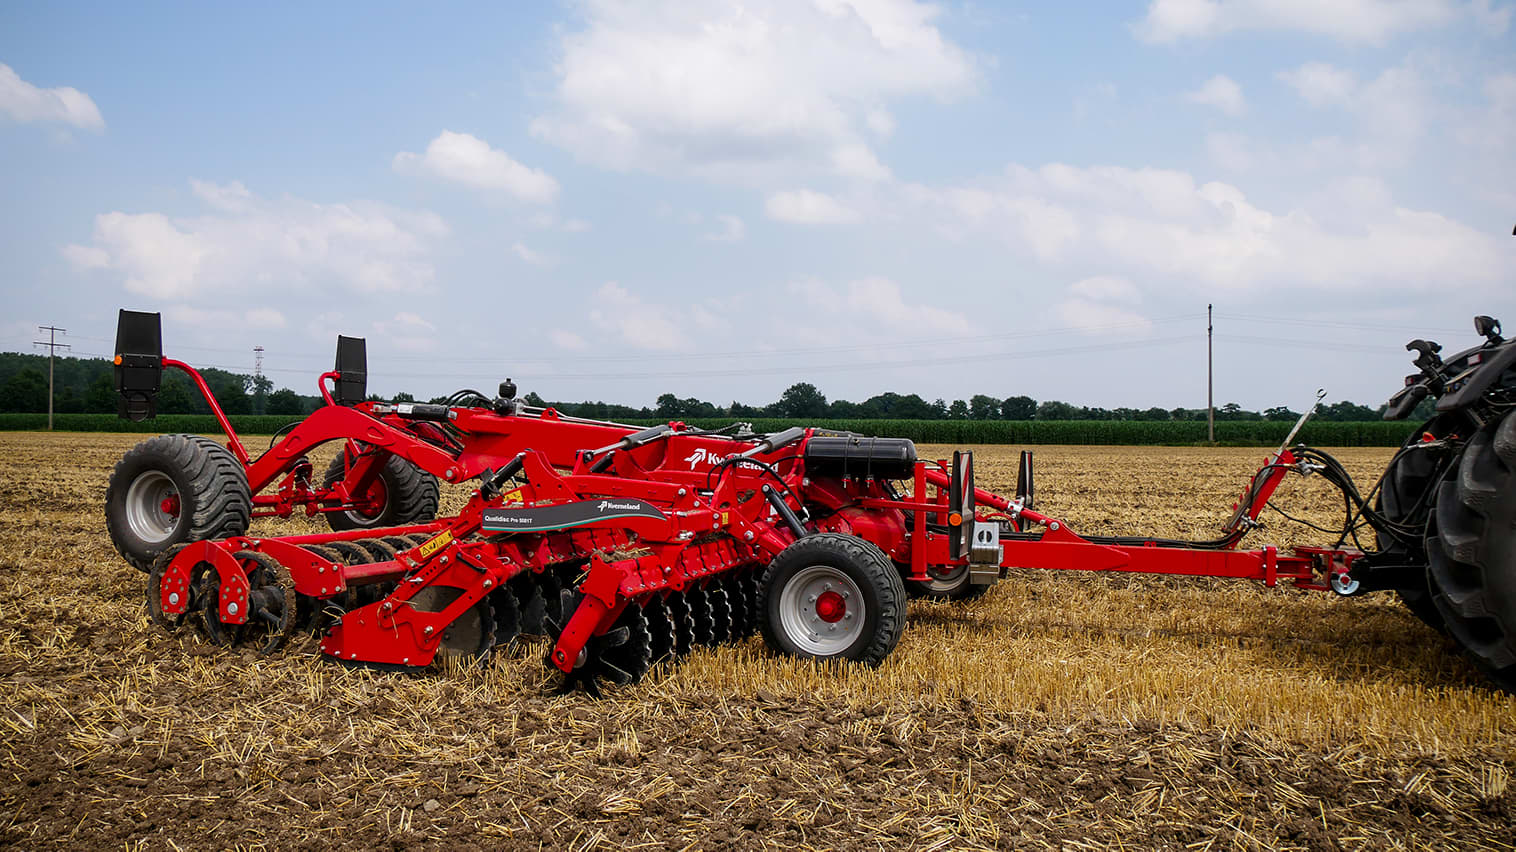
[228,602,239,615]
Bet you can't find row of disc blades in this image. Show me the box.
[146,534,766,693]
[538,566,764,696]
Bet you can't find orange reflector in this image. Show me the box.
[113,355,122,365]
[948,512,962,526]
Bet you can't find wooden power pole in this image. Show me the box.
[1206,305,1214,443]
[34,325,69,431]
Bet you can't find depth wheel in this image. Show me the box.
[903,563,992,601]
[759,533,906,666]
[106,434,251,572]
[1425,411,1516,691]
[322,448,439,532]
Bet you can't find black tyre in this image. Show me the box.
[903,563,993,601]
[322,449,439,532]
[1375,424,1450,630]
[758,533,907,666]
[1425,411,1516,691]
[105,434,251,572]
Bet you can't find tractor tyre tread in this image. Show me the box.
[1426,413,1516,691]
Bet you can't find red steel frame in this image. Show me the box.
[151,371,1363,671]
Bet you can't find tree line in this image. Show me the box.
[0,352,1419,422]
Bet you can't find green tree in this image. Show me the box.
[268,388,304,415]
[1001,395,1036,420]
[0,368,47,412]
[775,382,828,418]
[1036,400,1078,420]
[1263,406,1299,421]
[968,394,1000,420]
[948,399,969,419]
[157,381,195,414]
[392,391,416,403]
[86,372,116,413]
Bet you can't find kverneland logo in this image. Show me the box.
[597,500,644,512]
[683,448,737,469]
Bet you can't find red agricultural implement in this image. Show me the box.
[105,310,1516,693]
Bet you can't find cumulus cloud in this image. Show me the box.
[511,241,553,266]
[64,180,447,299]
[1134,0,1503,44]
[529,0,976,179]
[0,63,104,130]
[1054,276,1153,335]
[1276,61,1358,106]
[588,282,690,350]
[902,164,1506,294]
[394,131,559,203]
[1185,74,1246,115]
[765,189,861,224]
[704,214,746,242]
[788,275,973,336]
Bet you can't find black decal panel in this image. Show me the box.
[481,499,666,533]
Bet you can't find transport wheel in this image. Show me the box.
[759,533,906,666]
[1376,420,1453,630]
[903,563,992,601]
[1425,410,1516,692]
[322,449,439,532]
[106,434,251,572]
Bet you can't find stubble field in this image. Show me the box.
[1,432,1513,849]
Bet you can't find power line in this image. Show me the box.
[33,326,69,430]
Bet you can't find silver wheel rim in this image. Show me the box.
[778,565,865,656]
[125,470,180,543]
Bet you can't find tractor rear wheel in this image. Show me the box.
[106,434,251,572]
[322,449,439,532]
[1425,410,1516,691]
[759,533,906,666]
[1376,423,1449,630]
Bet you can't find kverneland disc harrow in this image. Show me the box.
[105,309,1516,693]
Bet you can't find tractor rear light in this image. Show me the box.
[948,512,963,526]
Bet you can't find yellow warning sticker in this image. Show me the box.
[499,487,524,505]
[418,529,454,560]
[720,512,729,526]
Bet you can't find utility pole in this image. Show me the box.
[253,346,265,415]
[1206,304,1214,443]
[34,325,69,430]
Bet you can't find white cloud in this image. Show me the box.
[394,131,559,203]
[65,180,447,300]
[511,241,553,266]
[588,282,688,350]
[902,164,1506,295]
[1185,74,1246,115]
[1277,61,1358,106]
[704,214,746,242]
[788,275,974,336]
[0,63,104,131]
[167,305,287,330]
[765,189,861,224]
[372,312,439,353]
[1134,0,1499,44]
[549,329,589,350]
[530,0,975,179]
[831,143,892,180]
[1055,276,1152,335]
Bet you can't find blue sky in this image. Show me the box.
[2,1,1512,411]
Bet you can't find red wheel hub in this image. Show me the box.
[815,590,846,623]
[159,494,180,517]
